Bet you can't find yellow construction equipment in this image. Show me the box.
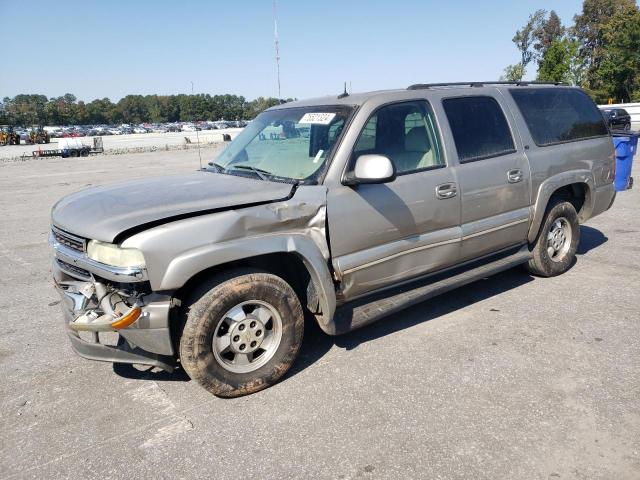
[0,126,20,146]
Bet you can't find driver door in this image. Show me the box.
[327,100,462,300]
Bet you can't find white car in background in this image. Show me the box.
[133,127,148,134]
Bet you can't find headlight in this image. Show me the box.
[87,240,146,268]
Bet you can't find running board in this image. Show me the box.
[331,246,531,335]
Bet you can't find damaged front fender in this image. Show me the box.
[121,185,337,329]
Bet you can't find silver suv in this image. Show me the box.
[50,82,616,397]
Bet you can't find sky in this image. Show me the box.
[1,0,587,102]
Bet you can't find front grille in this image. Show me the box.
[57,258,91,279]
[52,227,85,253]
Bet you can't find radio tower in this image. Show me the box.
[273,0,281,100]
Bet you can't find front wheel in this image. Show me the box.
[525,200,580,277]
[179,270,304,397]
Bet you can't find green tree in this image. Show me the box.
[501,64,525,82]
[512,9,546,76]
[537,39,579,84]
[572,0,638,89]
[534,10,565,59]
[596,6,640,102]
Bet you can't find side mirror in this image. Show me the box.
[344,154,396,186]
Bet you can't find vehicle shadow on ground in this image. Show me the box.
[577,225,608,255]
[285,266,535,380]
[113,360,191,382]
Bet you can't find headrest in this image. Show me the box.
[405,126,430,152]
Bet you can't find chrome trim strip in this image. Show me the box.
[342,237,461,275]
[461,218,529,241]
[341,219,529,276]
[50,234,148,283]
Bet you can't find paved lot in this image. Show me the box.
[0,150,639,479]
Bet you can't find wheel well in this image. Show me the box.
[174,252,317,314]
[170,253,319,355]
[548,183,587,216]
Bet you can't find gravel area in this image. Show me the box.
[0,150,638,479]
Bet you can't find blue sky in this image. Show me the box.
[1,0,586,102]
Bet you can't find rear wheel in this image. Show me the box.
[525,200,580,277]
[179,270,304,397]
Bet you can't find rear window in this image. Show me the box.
[509,88,608,146]
[442,96,516,162]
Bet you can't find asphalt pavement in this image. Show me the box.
[0,150,638,479]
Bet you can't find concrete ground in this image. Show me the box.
[0,129,242,161]
[0,150,638,479]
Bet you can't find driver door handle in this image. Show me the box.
[435,183,457,199]
[507,169,523,183]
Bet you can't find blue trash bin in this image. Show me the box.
[612,132,638,191]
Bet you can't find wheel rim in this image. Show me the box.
[546,217,572,262]
[212,300,283,374]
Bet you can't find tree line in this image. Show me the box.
[503,0,640,103]
[0,94,295,127]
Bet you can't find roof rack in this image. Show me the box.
[407,81,567,90]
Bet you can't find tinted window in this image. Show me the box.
[442,96,515,162]
[353,101,444,174]
[509,88,608,146]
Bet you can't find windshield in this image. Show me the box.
[209,105,353,183]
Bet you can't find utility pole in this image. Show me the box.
[273,0,281,100]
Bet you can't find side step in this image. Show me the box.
[332,245,532,335]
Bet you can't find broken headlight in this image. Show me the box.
[87,240,146,268]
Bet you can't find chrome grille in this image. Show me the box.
[56,258,91,279]
[52,227,85,253]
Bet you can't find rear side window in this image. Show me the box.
[509,88,608,146]
[443,96,516,163]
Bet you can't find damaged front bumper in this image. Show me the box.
[52,236,176,372]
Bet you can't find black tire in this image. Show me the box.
[81,148,89,157]
[525,200,580,277]
[179,270,304,397]
[70,149,79,157]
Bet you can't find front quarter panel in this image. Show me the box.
[121,185,337,324]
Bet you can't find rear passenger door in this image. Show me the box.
[442,94,531,261]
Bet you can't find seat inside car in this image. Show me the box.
[390,126,436,172]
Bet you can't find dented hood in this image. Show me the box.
[51,172,294,242]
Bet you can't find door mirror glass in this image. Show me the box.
[346,154,396,185]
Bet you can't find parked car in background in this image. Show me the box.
[602,108,632,131]
[133,127,149,134]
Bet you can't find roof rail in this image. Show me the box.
[407,81,567,90]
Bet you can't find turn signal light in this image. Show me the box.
[111,306,142,329]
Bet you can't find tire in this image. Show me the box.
[179,270,304,397]
[81,148,89,157]
[525,200,580,277]
[70,149,79,157]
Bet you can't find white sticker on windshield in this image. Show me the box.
[313,149,324,164]
[298,112,336,125]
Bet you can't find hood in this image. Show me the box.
[51,172,294,242]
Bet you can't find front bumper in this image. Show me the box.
[53,252,176,372]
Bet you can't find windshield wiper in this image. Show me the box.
[228,164,272,181]
[207,162,226,173]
